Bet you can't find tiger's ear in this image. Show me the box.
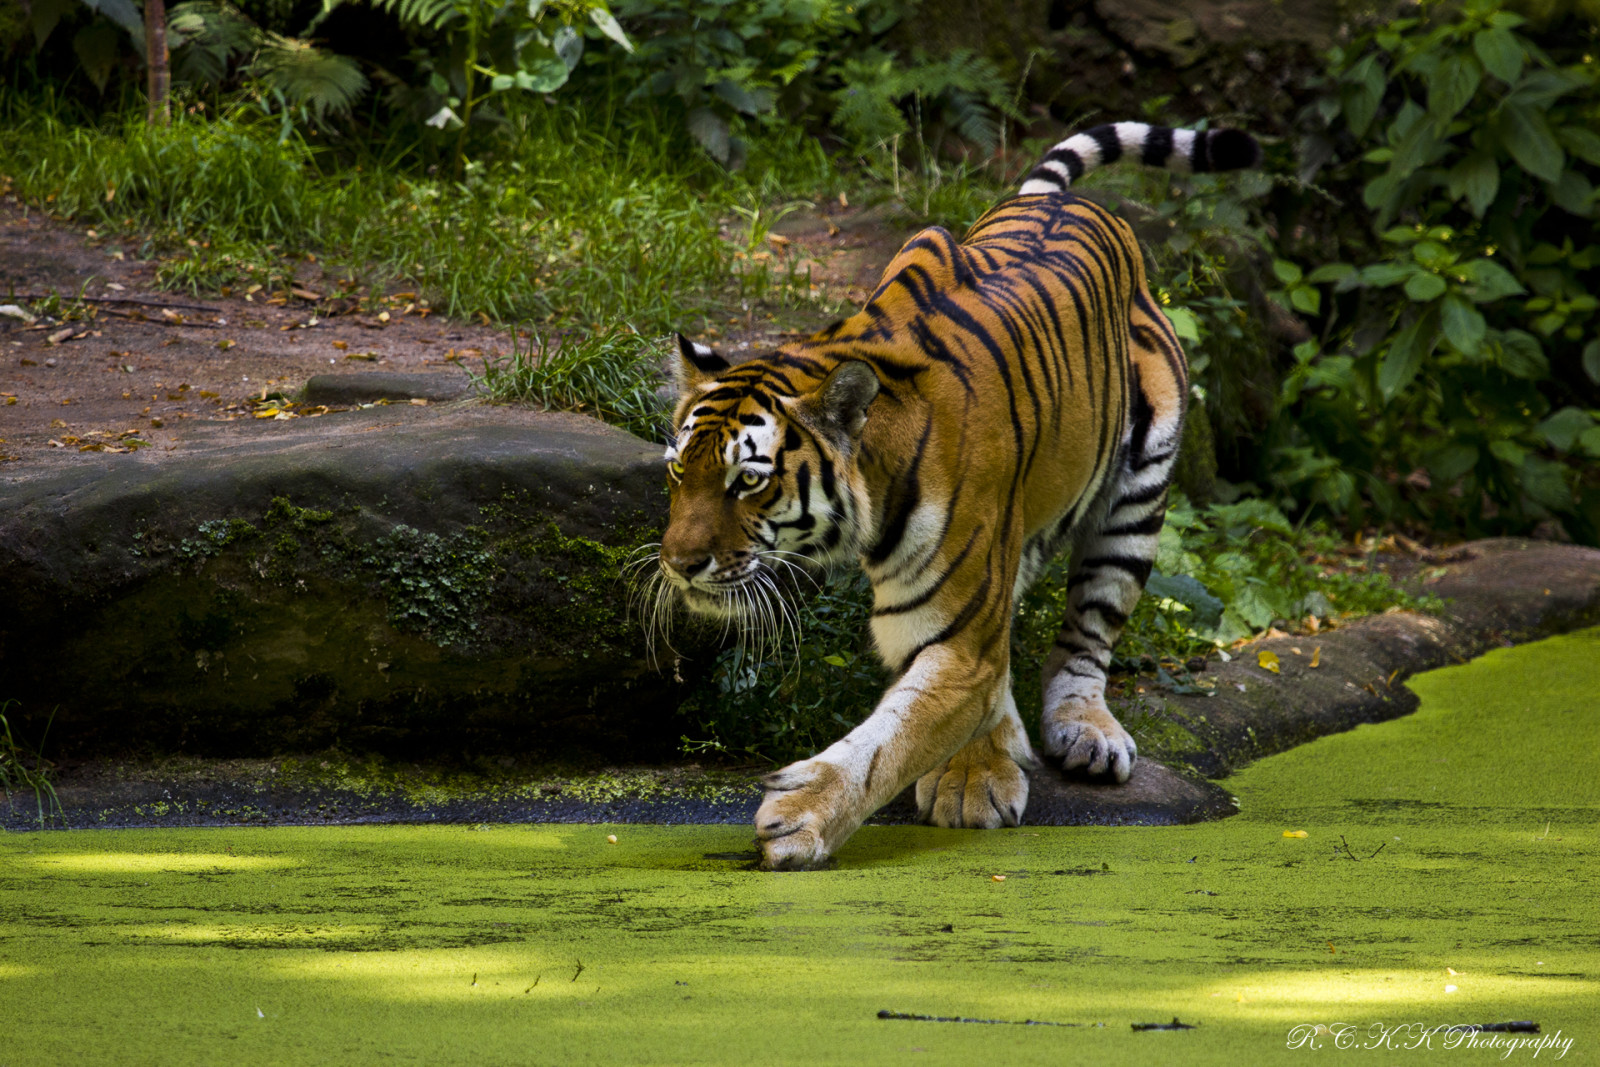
[801,360,880,442]
[672,333,729,393]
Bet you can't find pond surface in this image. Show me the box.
[2,628,1596,1065]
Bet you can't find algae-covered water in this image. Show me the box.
[2,629,1597,1066]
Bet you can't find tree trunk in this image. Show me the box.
[144,0,170,126]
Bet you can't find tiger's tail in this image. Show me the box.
[1019,122,1259,195]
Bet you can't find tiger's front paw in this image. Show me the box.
[755,759,858,870]
[915,740,1028,829]
[1042,697,1137,783]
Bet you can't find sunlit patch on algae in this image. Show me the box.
[19,852,299,874]
[0,629,1596,1065]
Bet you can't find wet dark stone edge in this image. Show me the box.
[4,539,1596,833]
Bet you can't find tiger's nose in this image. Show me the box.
[663,551,713,579]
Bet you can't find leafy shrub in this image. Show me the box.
[1275,0,1600,542]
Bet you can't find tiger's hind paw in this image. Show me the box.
[1042,698,1137,783]
[915,743,1029,829]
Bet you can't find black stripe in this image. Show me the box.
[1075,598,1129,629]
[1088,125,1122,165]
[1141,125,1173,167]
[865,421,930,564]
[872,525,983,616]
[1191,129,1211,172]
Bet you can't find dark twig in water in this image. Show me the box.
[1333,834,1385,861]
[877,1010,1082,1028]
[1132,1018,1197,1031]
[1434,1022,1540,1034]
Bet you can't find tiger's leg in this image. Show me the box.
[1041,356,1184,782]
[915,676,1038,829]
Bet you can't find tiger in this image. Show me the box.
[653,121,1260,870]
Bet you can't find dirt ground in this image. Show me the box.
[0,195,911,468]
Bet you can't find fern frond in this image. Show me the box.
[253,35,370,119]
[367,0,457,30]
[169,1,260,87]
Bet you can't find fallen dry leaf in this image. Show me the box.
[46,327,74,345]
[1283,830,1308,839]
[1309,647,1321,668]
[1257,649,1281,674]
[332,340,349,351]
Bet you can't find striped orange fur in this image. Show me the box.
[652,121,1257,869]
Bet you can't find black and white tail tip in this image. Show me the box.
[1020,122,1260,195]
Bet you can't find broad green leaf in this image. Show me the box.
[1429,443,1479,481]
[1497,103,1564,183]
[1440,293,1486,355]
[1230,584,1280,630]
[1411,241,1452,269]
[1537,407,1594,451]
[552,25,583,70]
[713,79,774,116]
[1343,55,1385,137]
[1580,427,1600,457]
[490,74,514,91]
[1557,125,1600,167]
[1290,286,1320,314]
[1550,171,1595,217]
[1508,68,1586,109]
[1387,98,1426,145]
[1307,262,1357,286]
[1378,309,1439,399]
[686,107,731,164]
[79,0,143,38]
[1429,51,1482,122]
[1360,262,1413,287]
[1448,153,1499,216]
[1521,455,1573,511]
[1489,439,1527,465]
[1144,571,1224,629]
[588,7,634,53]
[1209,498,1293,534]
[514,40,571,92]
[1458,258,1524,303]
[1272,259,1303,285]
[1474,26,1523,83]
[1404,272,1447,302]
[1584,338,1600,385]
[1498,329,1549,379]
[1160,305,1201,344]
[73,22,122,92]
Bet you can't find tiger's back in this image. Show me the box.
[655,121,1257,869]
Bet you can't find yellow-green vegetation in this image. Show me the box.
[273,754,758,807]
[2,629,1595,1064]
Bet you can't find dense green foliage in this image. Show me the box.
[1272,0,1600,542]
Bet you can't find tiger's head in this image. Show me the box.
[655,335,880,622]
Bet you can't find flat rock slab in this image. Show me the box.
[9,538,1596,833]
[302,371,477,405]
[4,752,1234,832]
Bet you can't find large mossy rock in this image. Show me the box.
[0,408,702,760]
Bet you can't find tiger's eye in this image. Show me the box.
[740,470,764,487]
[668,460,685,479]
